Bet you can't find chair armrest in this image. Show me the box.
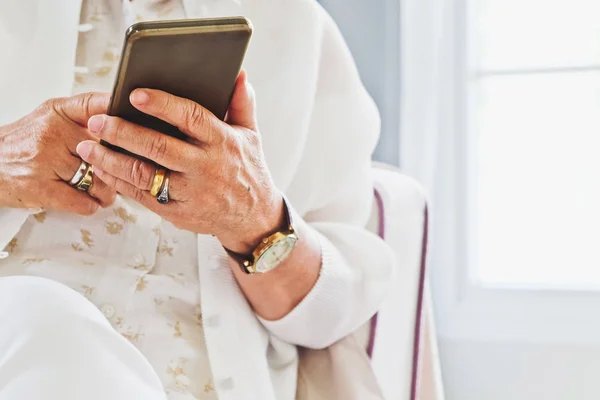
[369,162,428,400]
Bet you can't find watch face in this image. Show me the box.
[255,236,297,273]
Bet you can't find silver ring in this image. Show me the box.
[69,161,90,186]
[156,172,170,204]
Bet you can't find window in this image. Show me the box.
[469,0,600,288]
[421,0,600,343]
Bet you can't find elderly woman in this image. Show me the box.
[0,0,394,399]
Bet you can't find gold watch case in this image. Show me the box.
[243,228,299,274]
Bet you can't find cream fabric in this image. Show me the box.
[72,0,186,95]
[296,335,385,400]
[0,275,168,400]
[3,204,216,399]
[0,1,396,399]
[2,1,215,400]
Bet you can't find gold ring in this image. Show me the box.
[74,164,94,192]
[150,168,166,196]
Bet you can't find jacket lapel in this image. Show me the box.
[0,0,82,125]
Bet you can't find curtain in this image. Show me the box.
[399,0,455,193]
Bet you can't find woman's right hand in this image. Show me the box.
[0,93,117,214]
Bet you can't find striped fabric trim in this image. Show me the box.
[367,189,429,400]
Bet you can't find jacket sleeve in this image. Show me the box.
[0,208,31,251]
[258,5,396,349]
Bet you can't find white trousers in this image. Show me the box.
[0,276,167,400]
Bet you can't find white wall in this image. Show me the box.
[440,339,600,400]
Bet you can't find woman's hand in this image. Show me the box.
[77,71,284,253]
[0,93,117,214]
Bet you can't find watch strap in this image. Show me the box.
[224,247,255,274]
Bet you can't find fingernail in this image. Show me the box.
[88,115,105,134]
[240,70,249,86]
[76,141,94,159]
[130,90,149,105]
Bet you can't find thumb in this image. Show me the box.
[59,92,111,126]
[226,70,257,130]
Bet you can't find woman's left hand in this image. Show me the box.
[76,71,285,254]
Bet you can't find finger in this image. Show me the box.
[59,154,116,208]
[52,124,98,182]
[56,153,90,183]
[225,70,258,131]
[63,124,100,152]
[46,182,101,216]
[76,140,155,191]
[94,168,176,216]
[129,89,224,144]
[87,114,197,172]
[33,115,101,195]
[56,92,111,126]
[87,174,117,208]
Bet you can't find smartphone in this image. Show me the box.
[104,17,253,154]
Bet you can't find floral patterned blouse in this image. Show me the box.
[1,1,216,399]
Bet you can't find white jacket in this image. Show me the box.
[0,0,395,399]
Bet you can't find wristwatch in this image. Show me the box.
[224,196,299,274]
